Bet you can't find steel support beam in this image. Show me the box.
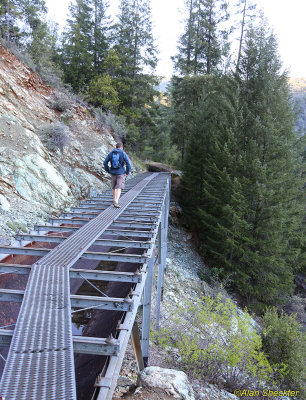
[33,225,154,238]
[72,336,120,356]
[70,268,142,283]
[0,330,120,356]
[15,234,152,249]
[155,180,169,331]
[141,256,154,367]
[61,212,157,222]
[74,207,159,217]
[95,258,152,400]
[0,247,148,263]
[0,264,31,274]
[0,289,133,312]
[0,264,142,283]
[131,322,145,372]
[47,218,155,230]
[71,294,133,312]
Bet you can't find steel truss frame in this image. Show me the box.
[0,172,170,400]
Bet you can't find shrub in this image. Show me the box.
[94,108,127,140]
[50,91,73,112]
[7,221,27,233]
[39,122,72,153]
[89,74,120,111]
[262,307,306,396]
[153,295,280,393]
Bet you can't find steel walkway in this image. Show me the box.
[0,172,170,400]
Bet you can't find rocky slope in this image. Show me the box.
[0,45,139,242]
[112,223,240,400]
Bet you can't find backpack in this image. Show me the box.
[111,150,123,169]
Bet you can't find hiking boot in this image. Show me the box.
[114,202,120,208]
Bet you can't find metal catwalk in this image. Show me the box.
[0,172,170,400]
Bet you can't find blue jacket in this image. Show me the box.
[103,149,132,175]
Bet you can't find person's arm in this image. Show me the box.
[124,153,132,175]
[103,153,111,173]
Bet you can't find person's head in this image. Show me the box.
[116,142,123,149]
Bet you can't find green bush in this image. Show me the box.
[153,295,280,392]
[7,221,27,233]
[262,307,306,396]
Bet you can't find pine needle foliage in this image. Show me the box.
[180,26,305,310]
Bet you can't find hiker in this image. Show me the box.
[103,142,132,208]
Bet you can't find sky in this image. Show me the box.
[45,0,306,79]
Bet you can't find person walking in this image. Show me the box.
[103,142,132,208]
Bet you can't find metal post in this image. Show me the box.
[155,204,166,331]
[155,178,170,330]
[141,256,154,367]
[131,322,144,371]
[164,178,170,271]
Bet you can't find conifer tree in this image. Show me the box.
[0,0,60,84]
[113,0,159,149]
[180,75,238,252]
[170,0,230,164]
[0,0,22,43]
[22,0,53,65]
[170,75,206,163]
[235,0,256,72]
[91,0,110,75]
[0,0,49,49]
[231,26,304,308]
[180,25,305,310]
[173,0,230,76]
[61,0,94,92]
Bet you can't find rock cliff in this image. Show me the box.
[0,45,135,241]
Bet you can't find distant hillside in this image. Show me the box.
[289,78,306,134]
[155,80,169,93]
[289,77,306,93]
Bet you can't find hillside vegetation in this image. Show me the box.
[0,1,305,397]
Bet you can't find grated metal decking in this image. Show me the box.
[0,172,170,400]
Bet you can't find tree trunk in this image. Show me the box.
[236,0,247,72]
[187,0,194,74]
[206,2,213,74]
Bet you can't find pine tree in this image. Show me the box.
[180,25,305,310]
[232,26,304,308]
[61,0,94,92]
[170,0,230,165]
[113,0,159,149]
[172,0,196,75]
[0,0,24,43]
[180,75,239,256]
[170,75,206,163]
[235,0,256,72]
[173,0,230,76]
[91,0,110,75]
[22,0,53,65]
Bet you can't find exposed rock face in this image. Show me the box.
[139,367,195,400]
[0,194,10,211]
[0,45,139,239]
